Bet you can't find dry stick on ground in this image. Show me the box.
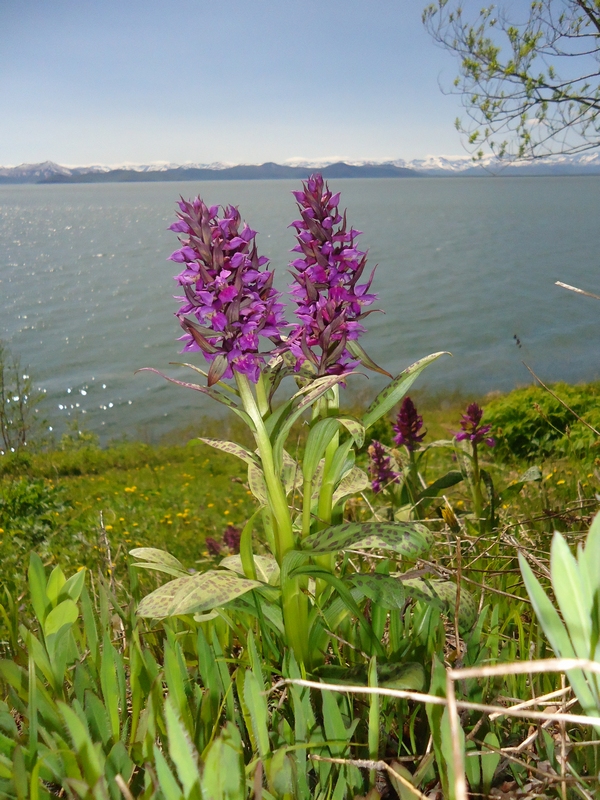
[523,361,600,437]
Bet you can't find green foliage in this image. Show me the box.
[423,0,600,159]
[484,382,600,461]
[520,511,600,726]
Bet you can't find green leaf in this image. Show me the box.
[195,437,259,467]
[363,352,449,430]
[153,743,185,800]
[401,577,477,632]
[350,573,405,609]
[415,471,463,507]
[46,566,67,606]
[201,722,244,800]
[129,547,185,570]
[481,732,501,794]
[136,570,261,619]
[60,569,86,603]
[346,338,392,378]
[332,466,369,506]
[165,697,201,799]
[268,747,294,796]
[58,701,104,787]
[302,520,433,557]
[247,462,267,506]
[43,599,78,637]
[28,553,50,626]
[101,633,120,741]
[220,554,280,585]
[243,670,270,762]
[519,553,598,715]
[131,562,189,579]
[551,532,592,658]
[303,418,340,482]
[338,416,366,448]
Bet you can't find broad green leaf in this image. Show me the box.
[303,418,340,482]
[129,548,185,570]
[551,532,592,658]
[60,569,86,602]
[201,722,244,800]
[481,732,501,794]
[43,599,78,637]
[332,466,369,506]
[519,465,542,482]
[195,437,259,467]
[273,373,352,459]
[269,747,294,796]
[165,697,201,799]
[350,573,405,609]
[464,740,481,793]
[136,570,261,618]
[46,566,67,606]
[131,562,189,579]
[415,471,463,506]
[363,352,449,430]
[302,520,432,557]
[519,553,597,714]
[401,578,477,632]
[338,416,366,447]
[220,554,280,585]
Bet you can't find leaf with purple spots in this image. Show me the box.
[301,521,432,556]
[136,570,261,619]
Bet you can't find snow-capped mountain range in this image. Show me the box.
[1,153,600,183]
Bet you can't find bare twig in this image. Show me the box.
[309,755,429,800]
[555,280,600,301]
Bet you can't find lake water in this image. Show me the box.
[1,177,599,442]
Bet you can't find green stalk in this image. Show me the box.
[235,373,309,667]
[471,441,484,520]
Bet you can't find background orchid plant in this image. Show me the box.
[132,175,472,675]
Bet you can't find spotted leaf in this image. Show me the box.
[136,570,261,619]
[401,577,477,632]
[301,521,432,557]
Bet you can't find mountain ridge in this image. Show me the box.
[1,153,600,183]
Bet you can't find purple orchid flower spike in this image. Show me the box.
[285,174,388,377]
[393,396,426,451]
[169,197,286,385]
[368,440,400,493]
[455,402,495,447]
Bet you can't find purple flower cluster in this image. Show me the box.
[286,174,378,375]
[368,440,400,494]
[393,397,426,451]
[169,197,286,385]
[455,403,495,447]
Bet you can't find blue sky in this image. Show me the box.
[0,0,467,166]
